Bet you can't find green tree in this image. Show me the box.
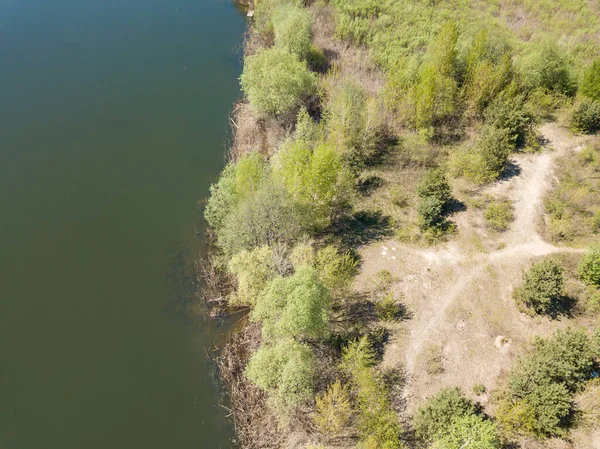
[290,243,357,293]
[240,48,317,117]
[341,337,404,449]
[580,59,600,101]
[497,328,595,438]
[513,259,565,315]
[314,380,352,433]
[570,99,600,134]
[273,5,313,60]
[411,22,459,130]
[485,90,535,148]
[246,338,315,408]
[418,196,445,230]
[273,139,354,229]
[228,246,277,307]
[417,168,452,204]
[520,43,574,95]
[413,388,476,442]
[578,245,600,287]
[497,382,572,438]
[433,414,500,449]
[204,152,266,232]
[217,181,308,256]
[508,328,595,395]
[252,265,330,342]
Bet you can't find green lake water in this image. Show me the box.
[0,0,245,447]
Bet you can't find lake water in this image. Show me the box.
[0,0,245,447]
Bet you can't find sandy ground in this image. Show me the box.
[355,123,597,448]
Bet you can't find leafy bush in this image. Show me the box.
[484,200,514,231]
[216,182,308,256]
[246,338,315,409]
[433,414,500,449]
[413,388,475,442]
[273,139,354,229]
[240,48,317,117]
[570,99,600,134]
[513,259,565,315]
[314,380,352,433]
[472,384,486,396]
[228,246,277,307]
[252,265,330,342]
[580,59,600,101]
[273,5,313,60]
[578,245,600,287]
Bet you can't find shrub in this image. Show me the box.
[228,246,277,307]
[273,5,313,60]
[252,265,330,342]
[513,259,565,315]
[433,414,500,449]
[216,182,308,256]
[246,338,315,409]
[484,200,514,231]
[240,48,317,117]
[417,168,452,204]
[472,384,486,396]
[580,59,600,101]
[413,388,475,442]
[578,245,600,287]
[375,292,401,321]
[570,99,600,134]
[314,380,352,433]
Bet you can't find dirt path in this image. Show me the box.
[357,123,591,393]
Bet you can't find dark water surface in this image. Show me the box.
[0,1,245,447]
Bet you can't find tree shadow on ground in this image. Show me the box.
[327,210,394,252]
[500,161,522,181]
